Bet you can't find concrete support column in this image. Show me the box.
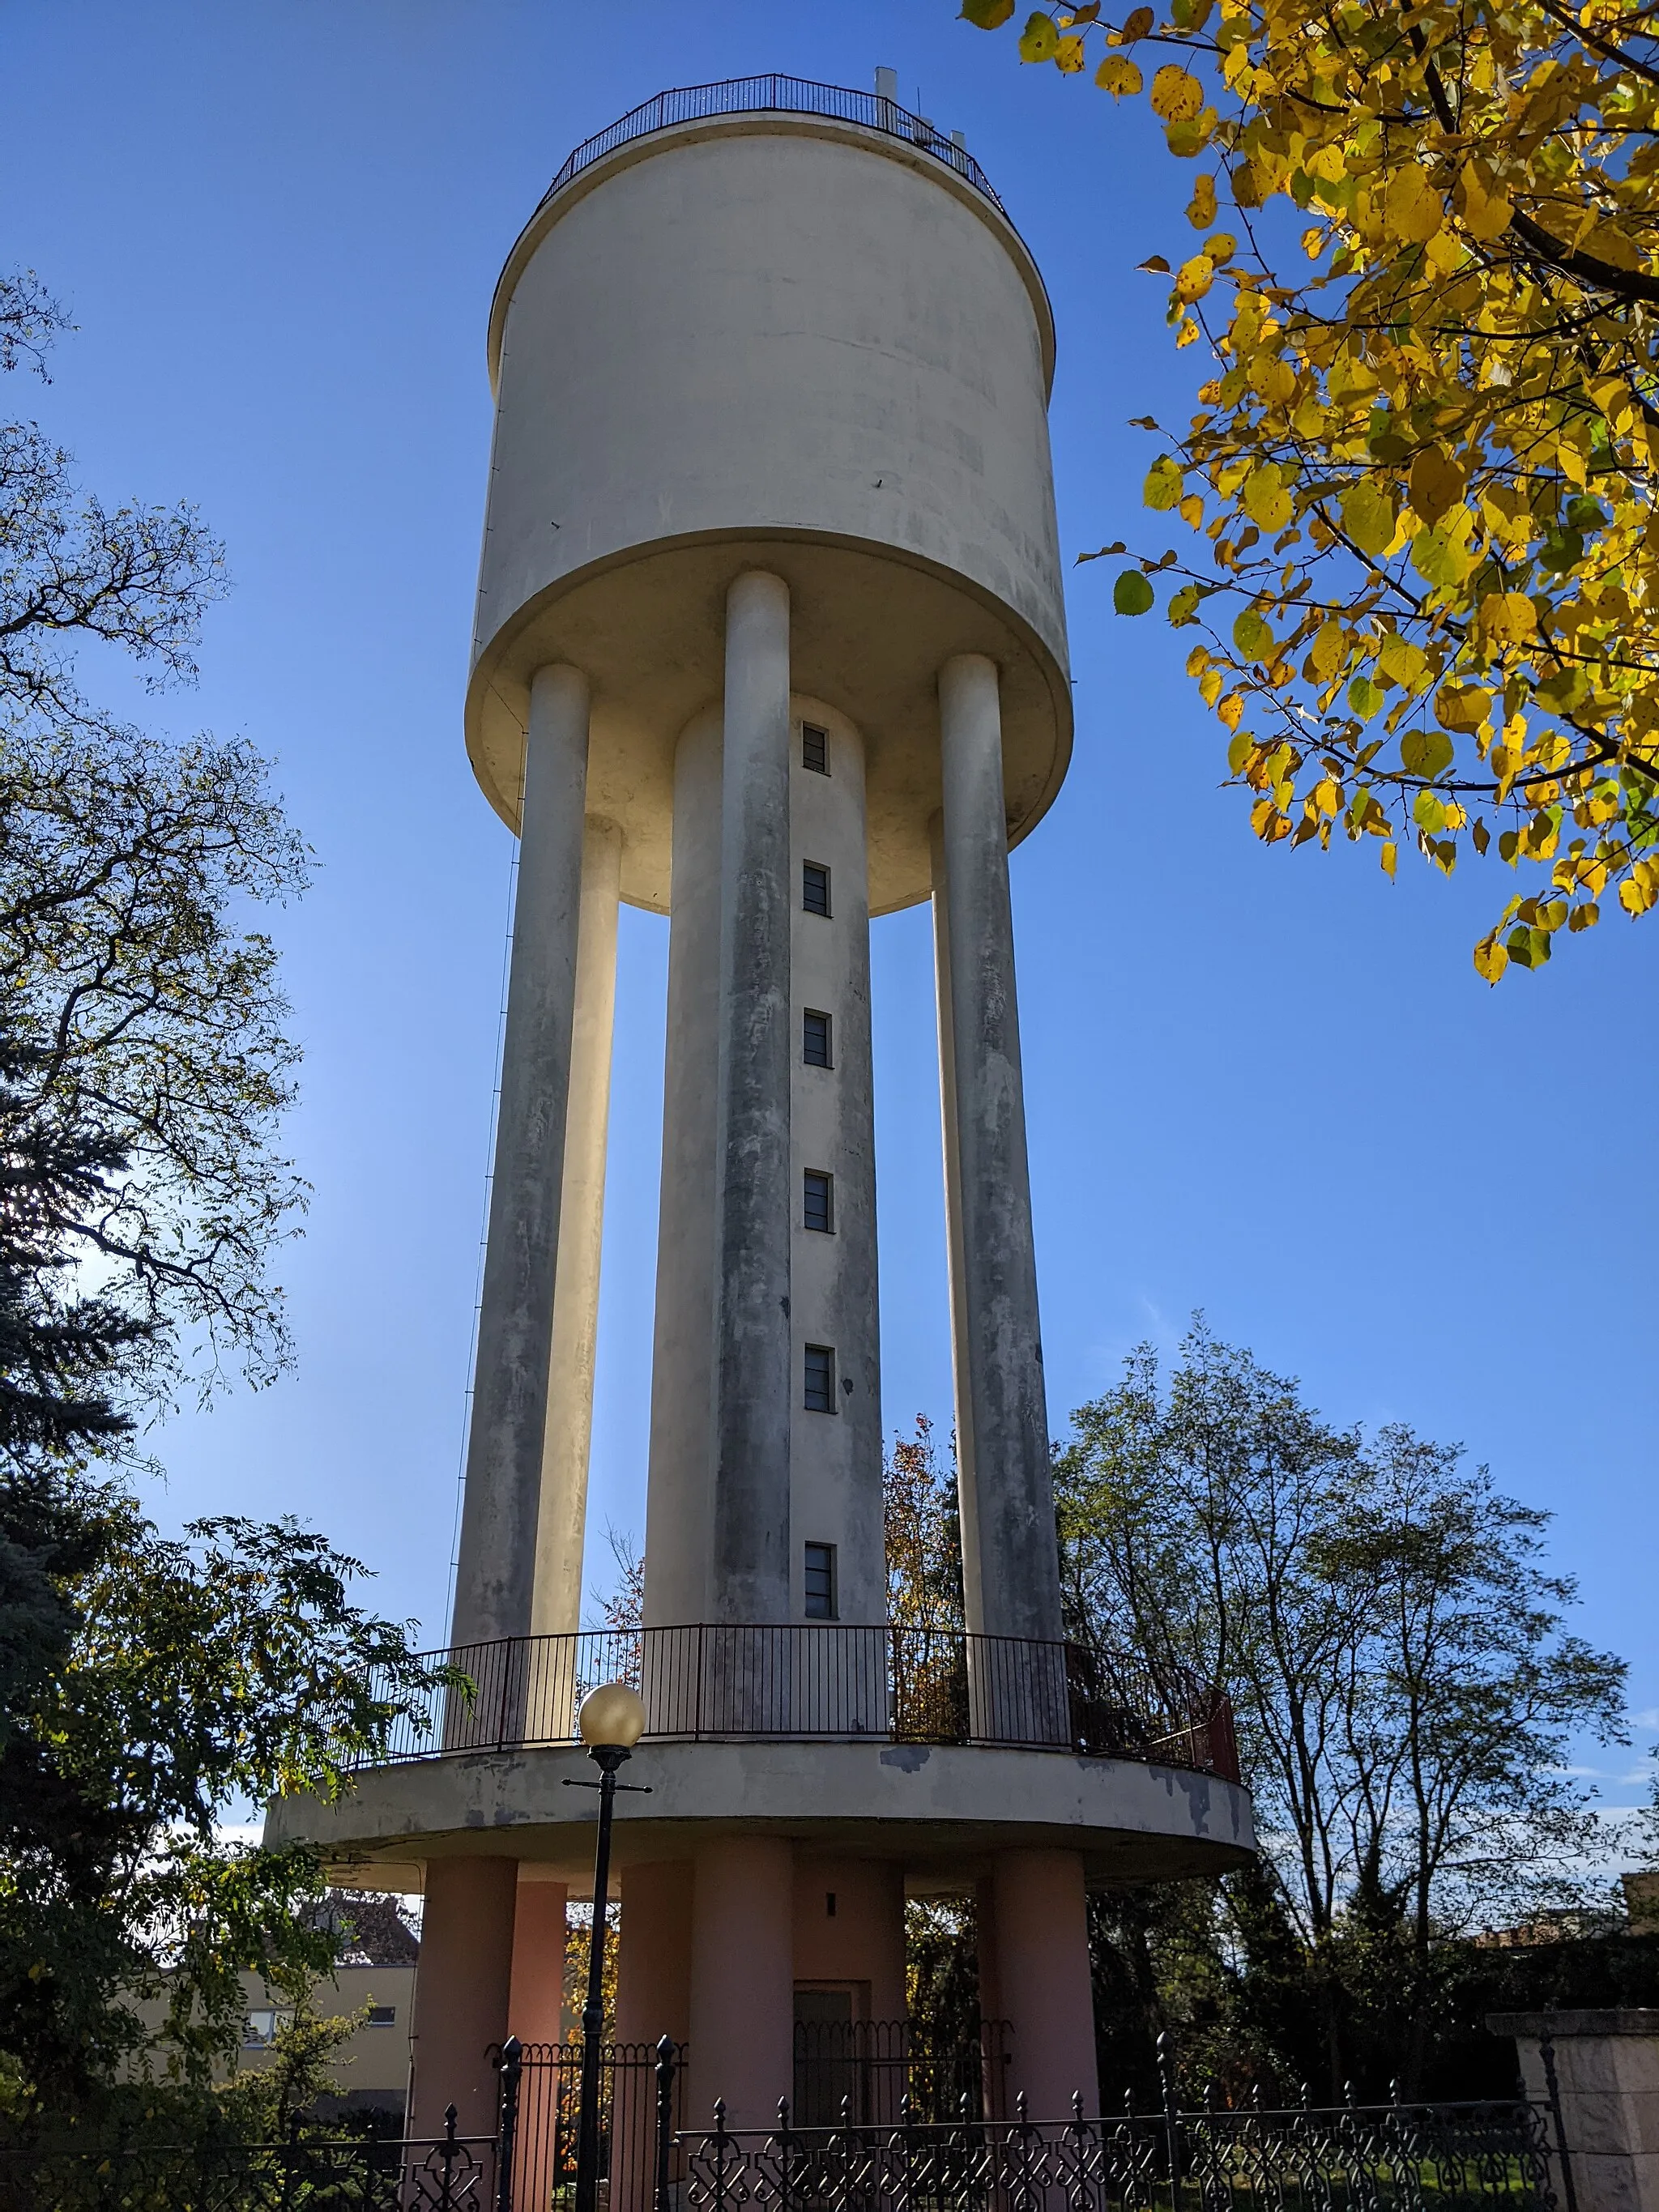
[644,711,723,1629]
[616,1860,694,2048]
[975,1877,1009,2120]
[452,664,591,1650]
[990,1850,1098,2119]
[934,654,1062,1650]
[712,573,793,1624]
[508,1875,569,2046]
[689,1835,794,2126]
[531,814,624,1642]
[409,1856,518,2139]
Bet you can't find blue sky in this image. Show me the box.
[6,2,1653,1812]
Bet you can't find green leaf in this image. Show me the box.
[1537,528,1584,575]
[1018,11,1060,59]
[1400,727,1454,778]
[1347,674,1384,718]
[1114,569,1155,615]
[961,0,1017,20]
[1233,607,1273,658]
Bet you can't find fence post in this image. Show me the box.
[654,2035,678,2212]
[711,2097,731,2212]
[440,2103,462,2212]
[1539,2030,1580,2212]
[1158,2033,1181,2212]
[495,1643,514,1751]
[497,2035,522,2212]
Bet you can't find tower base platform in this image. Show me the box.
[266,1744,1253,2141]
[267,1738,1254,1890]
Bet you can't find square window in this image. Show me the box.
[804,1170,834,1234]
[802,861,831,917]
[802,1010,832,1068]
[242,2006,293,2050]
[804,1345,836,1413]
[802,725,829,774]
[804,1541,838,1617]
[367,2005,397,2027]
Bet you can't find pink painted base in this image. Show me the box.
[409,1856,518,2141]
[508,1876,568,2047]
[616,1860,694,2049]
[987,1849,1098,2119]
[689,1836,793,2126]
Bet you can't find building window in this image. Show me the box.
[804,1541,838,1617]
[803,1010,832,1068]
[367,2005,397,2027]
[803,725,829,774]
[243,2006,294,2050]
[804,1345,836,1413]
[802,861,831,917]
[804,1170,834,1234]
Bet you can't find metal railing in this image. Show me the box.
[362,1624,1239,1783]
[4,2044,1572,2212]
[678,2094,1564,2212]
[503,2039,683,2212]
[0,2109,497,2211]
[793,2018,1013,2126]
[536,76,1004,215]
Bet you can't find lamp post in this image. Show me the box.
[565,1681,649,2212]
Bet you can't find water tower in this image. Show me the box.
[269,72,1252,2148]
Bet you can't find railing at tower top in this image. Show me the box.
[535,76,1007,218]
[357,1624,1239,1784]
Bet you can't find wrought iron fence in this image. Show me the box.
[501,2037,683,2212]
[678,2091,1565,2212]
[792,2018,1012,2126]
[365,1623,1237,1783]
[0,2107,496,2211]
[3,2060,1572,2212]
[535,76,1004,215]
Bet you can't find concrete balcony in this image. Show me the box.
[263,1626,1255,1894]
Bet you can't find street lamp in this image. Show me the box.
[564,1681,649,2212]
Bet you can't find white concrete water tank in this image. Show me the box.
[467,88,1072,917]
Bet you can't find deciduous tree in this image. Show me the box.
[1056,1323,1628,2091]
[960,0,1659,976]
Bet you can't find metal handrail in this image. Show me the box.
[360,1623,1239,1783]
[535,75,1005,216]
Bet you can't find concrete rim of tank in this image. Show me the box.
[462,531,1075,918]
[265,1740,1256,1892]
[484,108,1057,400]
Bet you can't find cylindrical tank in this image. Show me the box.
[467,103,1072,916]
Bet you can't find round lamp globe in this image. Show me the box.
[578,1680,647,1750]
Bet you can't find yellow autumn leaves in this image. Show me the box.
[965,0,1659,981]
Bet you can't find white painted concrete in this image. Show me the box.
[267,1739,1257,1886]
[451,663,590,1650]
[712,572,795,1626]
[935,655,1061,1647]
[643,710,723,1630]
[465,117,1071,914]
[789,701,882,1626]
[531,812,622,1639]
